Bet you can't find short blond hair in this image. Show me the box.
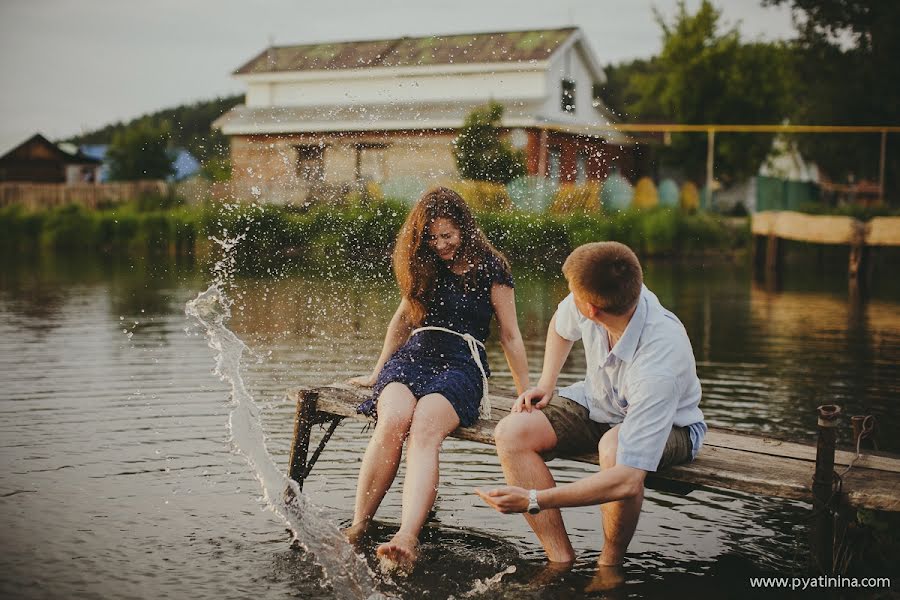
[562,242,642,315]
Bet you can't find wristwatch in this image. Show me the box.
[527,489,541,514]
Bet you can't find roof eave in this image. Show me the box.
[232,60,552,83]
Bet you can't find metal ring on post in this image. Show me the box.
[817,404,841,428]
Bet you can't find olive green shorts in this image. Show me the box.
[539,395,693,471]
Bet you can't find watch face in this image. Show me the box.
[528,506,540,515]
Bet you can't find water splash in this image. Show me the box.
[186,285,388,599]
[462,565,517,597]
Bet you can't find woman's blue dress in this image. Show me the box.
[358,255,514,427]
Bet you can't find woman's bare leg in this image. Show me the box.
[376,393,459,571]
[346,382,416,542]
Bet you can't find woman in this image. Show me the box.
[347,186,529,572]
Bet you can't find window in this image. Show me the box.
[547,146,561,181]
[561,79,576,113]
[576,151,589,184]
[296,144,325,182]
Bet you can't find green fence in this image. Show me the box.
[756,175,820,211]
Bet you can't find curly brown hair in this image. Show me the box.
[393,187,509,325]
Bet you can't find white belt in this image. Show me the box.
[410,326,491,420]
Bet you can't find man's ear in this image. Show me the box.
[586,302,602,321]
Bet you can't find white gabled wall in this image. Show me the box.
[245,69,547,108]
[540,43,611,125]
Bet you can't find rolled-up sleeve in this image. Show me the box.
[554,293,583,341]
[616,376,680,471]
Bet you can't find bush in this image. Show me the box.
[453,102,526,184]
[41,204,98,250]
[447,180,513,212]
[548,182,601,214]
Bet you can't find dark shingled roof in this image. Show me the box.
[235,28,578,74]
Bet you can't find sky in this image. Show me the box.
[0,0,798,155]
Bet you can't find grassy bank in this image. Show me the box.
[0,200,748,274]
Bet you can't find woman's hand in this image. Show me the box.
[511,386,553,412]
[348,373,377,388]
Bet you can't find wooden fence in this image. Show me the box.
[0,181,170,210]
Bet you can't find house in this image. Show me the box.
[0,134,102,184]
[214,27,633,204]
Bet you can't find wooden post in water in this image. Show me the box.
[848,220,869,299]
[764,233,783,289]
[811,404,841,575]
[288,390,319,491]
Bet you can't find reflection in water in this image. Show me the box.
[1,255,898,599]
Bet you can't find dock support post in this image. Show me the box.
[752,235,765,280]
[289,390,319,491]
[811,404,841,575]
[848,220,868,299]
[764,233,783,289]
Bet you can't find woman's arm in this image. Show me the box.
[490,283,530,395]
[348,298,414,387]
[512,313,575,412]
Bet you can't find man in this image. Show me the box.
[476,241,706,575]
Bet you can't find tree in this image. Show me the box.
[600,1,794,184]
[453,102,526,184]
[68,95,241,163]
[107,120,176,181]
[762,0,900,200]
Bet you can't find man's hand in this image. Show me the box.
[474,486,530,514]
[511,386,553,412]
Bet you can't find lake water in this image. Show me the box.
[2,250,898,599]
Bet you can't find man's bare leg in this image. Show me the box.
[345,383,416,543]
[596,425,642,567]
[376,393,459,573]
[494,411,576,563]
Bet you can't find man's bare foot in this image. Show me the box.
[375,532,419,575]
[343,521,369,545]
[530,559,575,586]
[584,563,626,592]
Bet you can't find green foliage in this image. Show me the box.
[107,120,176,181]
[0,201,742,274]
[41,204,99,250]
[67,95,242,163]
[453,102,527,184]
[763,0,900,202]
[200,157,233,182]
[599,1,793,184]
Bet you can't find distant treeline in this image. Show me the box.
[65,95,243,163]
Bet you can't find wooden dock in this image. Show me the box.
[287,385,900,574]
[288,384,900,512]
[751,211,900,289]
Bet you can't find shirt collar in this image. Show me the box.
[609,286,648,363]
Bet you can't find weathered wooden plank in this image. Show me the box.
[751,211,900,247]
[704,430,900,474]
[867,217,900,247]
[293,385,900,511]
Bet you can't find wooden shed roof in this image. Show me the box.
[235,27,578,74]
[0,134,101,165]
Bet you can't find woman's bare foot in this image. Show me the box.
[343,521,369,545]
[375,531,419,575]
